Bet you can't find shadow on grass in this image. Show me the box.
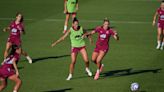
[18,66,24,70]
[43,88,72,92]
[31,55,70,63]
[101,68,162,78]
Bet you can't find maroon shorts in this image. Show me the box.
[66,12,77,15]
[0,64,15,79]
[7,37,21,46]
[158,22,164,30]
[71,46,86,53]
[94,45,109,53]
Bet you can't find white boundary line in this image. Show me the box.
[0,18,151,24]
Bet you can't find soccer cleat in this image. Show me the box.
[160,46,163,50]
[26,56,32,64]
[100,64,104,73]
[94,70,100,80]
[66,74,72,81]
[156,45,160,50]
[86,68,92,77]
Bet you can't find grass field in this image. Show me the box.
[0,0,164,92]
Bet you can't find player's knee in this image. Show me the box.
[0,84,7,89]
[71,61,76,65]
[17,79,22,85]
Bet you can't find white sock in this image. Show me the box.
[161,42,164,47]
[26,56,32,60]
[64,25,67,31]
[86,67,90,71]
[97,69,100,73]
[13,90,17,92]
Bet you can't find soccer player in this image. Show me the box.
[3,13,32,63]
[52,18,92,80]
[83,18,119,80]
[0,45,22,92]
[152,0,164,50]
[63,0,78,33]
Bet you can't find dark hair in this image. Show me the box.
[73,17,79,23]
[162,0,164,3]
[16,12,24,23]
[8,45,19,56]
[103,17,109,23]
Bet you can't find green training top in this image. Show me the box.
[70,26,85,47]
[66,0,78,13]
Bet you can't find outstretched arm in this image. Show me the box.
[3,27,10,32]
[152,11,158,26]
[76,1,79,12]
[113,31,119,41]
[51,30,70,47]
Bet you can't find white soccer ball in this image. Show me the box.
[130,82,139,91]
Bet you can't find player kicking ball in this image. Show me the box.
[52,18,92,80]
[83,18,119,80]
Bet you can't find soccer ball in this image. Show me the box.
[130,82,139,92]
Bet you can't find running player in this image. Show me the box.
[0,45,22,92]
[152,0,164,50]
[63,0,78,33]
[83,18,119,80]
[3,13,32,63]
[52,18,92,80]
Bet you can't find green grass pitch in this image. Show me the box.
[0,0,164,92]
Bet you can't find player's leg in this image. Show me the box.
[8,75,22,92]
[66,52,78,80]
[21,49,32,64]
[94,50,106,80]
[161,29,164,50]
[156,27,162,49]
[72,13,76,21]
[0,78,7,91]
[80,48,92,76]
[92,52,99,64]
[63,14,70,34]
[4,42,12,59]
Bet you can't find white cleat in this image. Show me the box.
[160,46,163,50]
[86,68,92,77]
[26,56,32,64]
[156,45,161,50]
[28,59,32,64]
[66,74,72,81]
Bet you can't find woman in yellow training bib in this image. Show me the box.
[52,18,92,80]
[63,0,78,34]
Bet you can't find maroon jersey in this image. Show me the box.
[4,53,20,68]
[9,21,24,40]
[0,53,20,78]
[157,8,164,23]
[94,26,115,49]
